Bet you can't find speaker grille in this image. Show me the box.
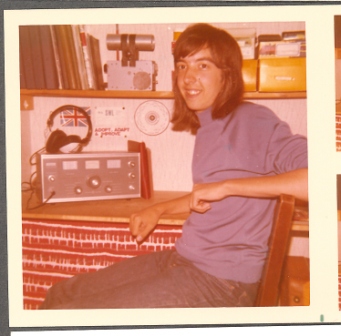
[133,71,151,90]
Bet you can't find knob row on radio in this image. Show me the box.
[47,174,137,195]
[74,184,136,195]
[48,173,137,187]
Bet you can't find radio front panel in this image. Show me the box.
[36,152,141,203]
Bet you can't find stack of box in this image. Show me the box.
[257,31,306,92]
[229,28,258,92]
[232,29,306,93]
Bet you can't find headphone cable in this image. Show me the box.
[26,190,56,210]
[29,146,46,166]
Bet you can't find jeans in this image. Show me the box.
[40,250,259,309]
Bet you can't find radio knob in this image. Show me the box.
[129,185,135,190]
[128,161,136,168]
[105,186,112,193]
[74,186,82,194]
[88,176,101,189]
[48,175,55,182]
[128,173,136,179]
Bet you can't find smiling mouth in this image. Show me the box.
[185,89,201,96]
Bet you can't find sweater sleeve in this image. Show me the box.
[264,113,308,174]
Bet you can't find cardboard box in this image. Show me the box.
[258,40,306,58]
[242,59,258,92]
[258,58,306,92]
[229,28,256,60]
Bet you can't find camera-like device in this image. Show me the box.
[105,34,158,91]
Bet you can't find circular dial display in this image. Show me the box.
[134,101,170,136]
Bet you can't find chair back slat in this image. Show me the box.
[255,194,295,306]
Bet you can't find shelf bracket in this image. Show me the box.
[20,95,34,111]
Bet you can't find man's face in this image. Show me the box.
[176,48,224,113]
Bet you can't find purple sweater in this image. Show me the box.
[175,102,307,284]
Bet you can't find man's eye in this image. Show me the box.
[176,64,186,70]
[199,63,209,69]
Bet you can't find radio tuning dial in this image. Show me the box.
[88,176,101,189]
[105,186,112,193]
[74,186,82,194]
[128,173,136,179]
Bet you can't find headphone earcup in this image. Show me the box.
[45,105,92,154]
[60,134,83,153]
[46,130,68,154]
[46,130,82,154]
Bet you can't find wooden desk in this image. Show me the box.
[22,191,189,225]
[22,190,309,231]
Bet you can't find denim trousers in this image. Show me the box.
[40,250,259,309]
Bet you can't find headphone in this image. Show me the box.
[45,105,93,154]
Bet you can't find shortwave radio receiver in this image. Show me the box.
[36,152,141,203]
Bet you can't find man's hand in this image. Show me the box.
[129,194,192,243]
[129,207,162,243]
[190,182,227,213]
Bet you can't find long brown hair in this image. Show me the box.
[171,23,244,134]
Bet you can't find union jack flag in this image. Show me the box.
[60,106,91,127]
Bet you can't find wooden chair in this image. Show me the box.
[255,194,296,306]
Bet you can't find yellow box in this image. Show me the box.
[242,59,258,92]
[258,57,306,92]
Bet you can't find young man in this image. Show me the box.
[40,23,308,309]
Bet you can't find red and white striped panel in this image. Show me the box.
[336,115,341,151]
[339,273,341,310]
[22,218,182,310]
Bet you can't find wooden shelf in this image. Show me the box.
[20,89,175,100]
[244,91,306,99]
[20,89,306,102]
